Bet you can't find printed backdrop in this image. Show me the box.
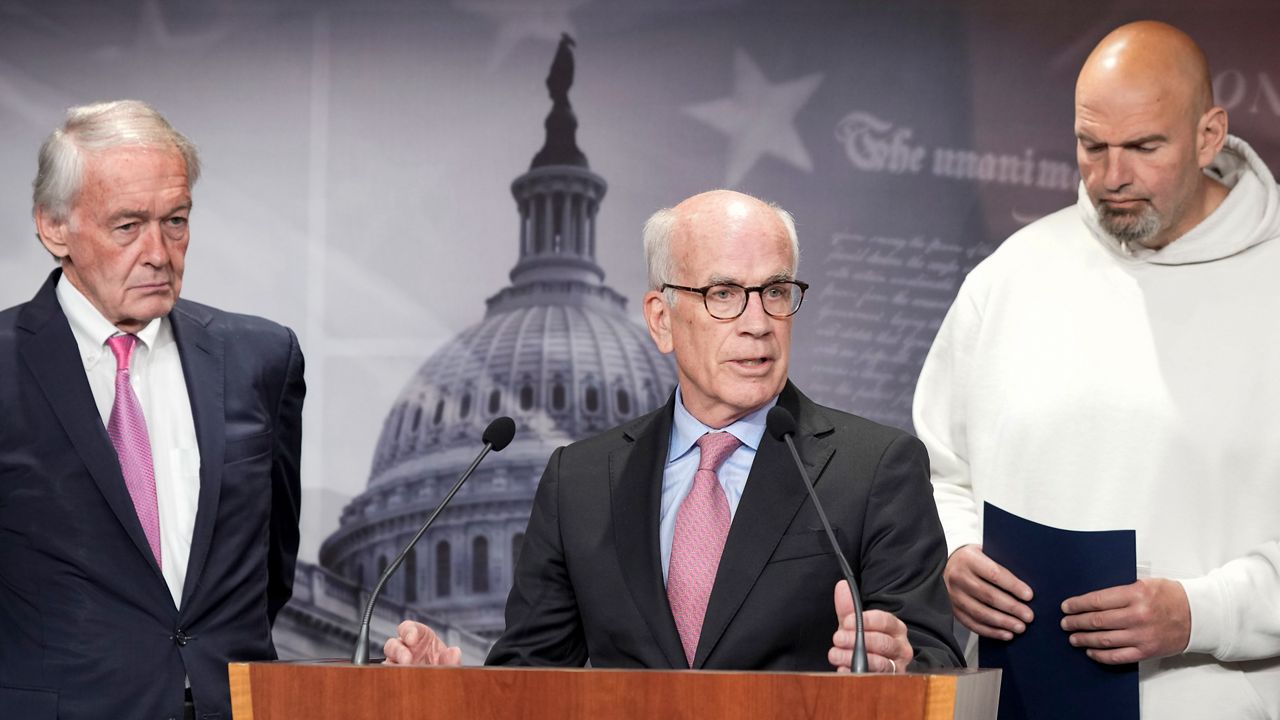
[3,0,1279,654]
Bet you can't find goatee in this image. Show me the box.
[1097,202,1161,248]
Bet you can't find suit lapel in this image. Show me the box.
[170,301,226,610]
[610,397,687,669]
[17,271,168,583]
[694,383,835,667]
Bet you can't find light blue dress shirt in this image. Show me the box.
[660,386,777,585]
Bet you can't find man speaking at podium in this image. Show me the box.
[386,189,961,673]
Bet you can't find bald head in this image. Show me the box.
[1078,21,1213,120]
[671,190,794,258]
[1073,21,1229,250]
[674,189,773,225]
[643,189,798,292]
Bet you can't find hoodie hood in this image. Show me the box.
[1078,134,1280,265]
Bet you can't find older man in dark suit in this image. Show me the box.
[386,189,959,672]
[0,100,304,720]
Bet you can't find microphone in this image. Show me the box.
[351,416,517,664]
[766,406,868,673]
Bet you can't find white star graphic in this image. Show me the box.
[453,0,590,71]
[684,49,824,186]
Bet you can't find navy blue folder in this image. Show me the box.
[980,502,1139,720]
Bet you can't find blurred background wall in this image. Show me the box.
[3,0,1278,658]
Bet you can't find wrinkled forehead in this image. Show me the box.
[1075,76,1196,140]
[74,146,192,212]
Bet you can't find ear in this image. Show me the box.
[35,207,72,260]
[643,290,675,354]
[1196,106,1229,168]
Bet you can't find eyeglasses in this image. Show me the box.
[661,280,809,320]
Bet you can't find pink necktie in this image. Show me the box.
[106,334,162,568]
[668,431,742,666]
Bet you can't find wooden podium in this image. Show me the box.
[230,662,999,719]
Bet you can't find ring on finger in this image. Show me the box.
[888,658,897,674]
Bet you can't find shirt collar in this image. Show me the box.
[56,273,165,362]
[667,385,778,464]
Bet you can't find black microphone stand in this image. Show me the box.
[768,406,869,673]
[351,417,515,665]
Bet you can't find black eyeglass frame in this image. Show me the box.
[661,280,810,320]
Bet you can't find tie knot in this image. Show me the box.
[106,334,139,371]
[696,432,741,473]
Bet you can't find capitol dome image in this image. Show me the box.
[273,37,678,658]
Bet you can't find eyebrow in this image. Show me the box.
[106,209,147,225]
[105,201,193,226]
[1123,134,1167,147]
[1076,133,1168,147]
[705,270,795,286]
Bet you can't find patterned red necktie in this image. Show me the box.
[668,431,742,666]
[106,334,162,568]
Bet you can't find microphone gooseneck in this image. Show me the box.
[351,416,517,664]
[765,406,869,674]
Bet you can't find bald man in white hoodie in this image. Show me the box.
[915,20,1280,720]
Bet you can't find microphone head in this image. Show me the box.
[483,416,517,451]
[766,406,797,441]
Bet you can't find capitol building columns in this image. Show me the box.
[274,35,677,657]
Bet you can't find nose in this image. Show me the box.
[1102,147,1131,192]
[139,222,169,268]
[736,290,772,336]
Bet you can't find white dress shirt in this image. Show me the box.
[57,276,200,609]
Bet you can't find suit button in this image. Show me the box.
[173,629,190,646]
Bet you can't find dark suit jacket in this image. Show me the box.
[0,270,304,720]
[488,382,962,670]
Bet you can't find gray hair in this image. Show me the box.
[642,196,800,304]
[33,100,201,223]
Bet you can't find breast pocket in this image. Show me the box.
[224,430,273,466]
[768,528,841,563]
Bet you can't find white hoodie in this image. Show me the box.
[915,135,1280,720]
